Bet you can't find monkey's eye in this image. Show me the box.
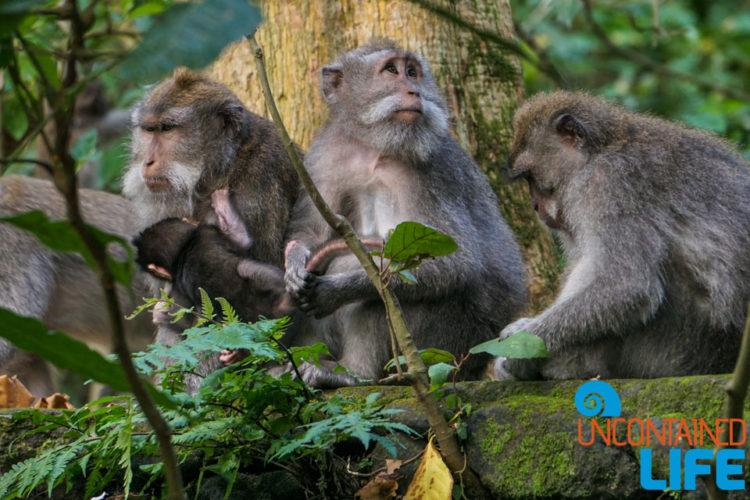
[143,124,157,133]
[161,123,176,132]
[406,66,418,78]
[383,63,398,74]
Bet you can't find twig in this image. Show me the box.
[705,304,750,500]
[249,34,489,499]
[408,0,567,88]
[29,0,185,497]
[346,449,425,478]
[0,157,55,175]
[581,0,750,102]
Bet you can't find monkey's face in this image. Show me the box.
[133,218,196,281]
[508,113,589,233]
[321,47,448,161]
[123,69,244,221]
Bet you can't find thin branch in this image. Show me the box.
[0,157,55,175]
[705,304,750,500]
[581,0,750,102]
[249,34,489,499]
[408,0,567,88]
[512,20,568,88]
[33,0,185,497]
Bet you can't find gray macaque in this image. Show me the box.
[284,40,528,387]
[495,91,750,380]
[122,68,299,392]
[0,175,152,397]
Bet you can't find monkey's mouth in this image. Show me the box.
[393,108,423,123]
[394,108,422,115]
[144,177,171,191]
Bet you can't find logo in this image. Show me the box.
[574,381,745,491]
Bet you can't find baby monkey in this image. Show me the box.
[134,189,382,365]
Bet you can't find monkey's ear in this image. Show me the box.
[219,102,245,134]
[554,113,586,147]
[321,64,344,103]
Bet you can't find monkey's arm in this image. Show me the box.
[503,220,667,352]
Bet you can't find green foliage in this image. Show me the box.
[470,331,550,359]
[376,222,458,284]
[118,0,262,83]
[0,298,412,498]
[0,308,129,392]
[514,0,750,158]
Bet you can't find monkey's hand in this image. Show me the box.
[293,274,347,318]
[220,348,248,366]
[284,240,316,301]
[499,317,538,340]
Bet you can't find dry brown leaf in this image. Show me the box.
[355,476,399,500]
[404,438,453,500]
[0,375,35,408]
[34,393,75,409]
[385,458,403,474]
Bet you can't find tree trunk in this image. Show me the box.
[208,0,559,310]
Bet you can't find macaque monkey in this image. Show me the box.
[496,91,750,380]
[0,175,152,397]
[284,40,528,387]
[133,188,382,327]
[122,68,299,392]
[133,189,294,323]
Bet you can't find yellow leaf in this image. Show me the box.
[404,438,453,500]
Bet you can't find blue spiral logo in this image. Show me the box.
[574,380,621,417]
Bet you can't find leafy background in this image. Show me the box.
[514,0,750,159]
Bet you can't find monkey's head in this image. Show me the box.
[507,91,624,231]
[123,68,248,222]
[321,39,449,161]
[133,217,197,281]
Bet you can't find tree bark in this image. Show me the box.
[209,0,559,310]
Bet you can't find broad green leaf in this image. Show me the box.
[0,308,128,390]
[428,362,457,392]
[1,94,29,140]
[384,348,456,371]
[118,0,262,83]
[469,331,550,359]
[383,221,457,262]
[420,348,455,366]
[0,211,134,286]
[0,0,45,37]
[71,128,102,164]
[128,0,169,18]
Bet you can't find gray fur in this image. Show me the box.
[285,41,528,386]
[0,175,152,397]
[122,69,299,394]
[497,91,750,380]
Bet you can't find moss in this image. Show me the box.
[466,38,519,84]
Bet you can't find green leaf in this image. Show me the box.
[71,128,101,164]
[0,308,173,407]
[2,94,29,140]
[198,287,214,320]
[0,211,134,286]
[397,269,417,284]
[383,221,457,263]
[0,0,45,37]
[428,362,457,391]
[420,348,456,366]
[118,0,262,83]
[469,331,550,359]
[0,308,129,390]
